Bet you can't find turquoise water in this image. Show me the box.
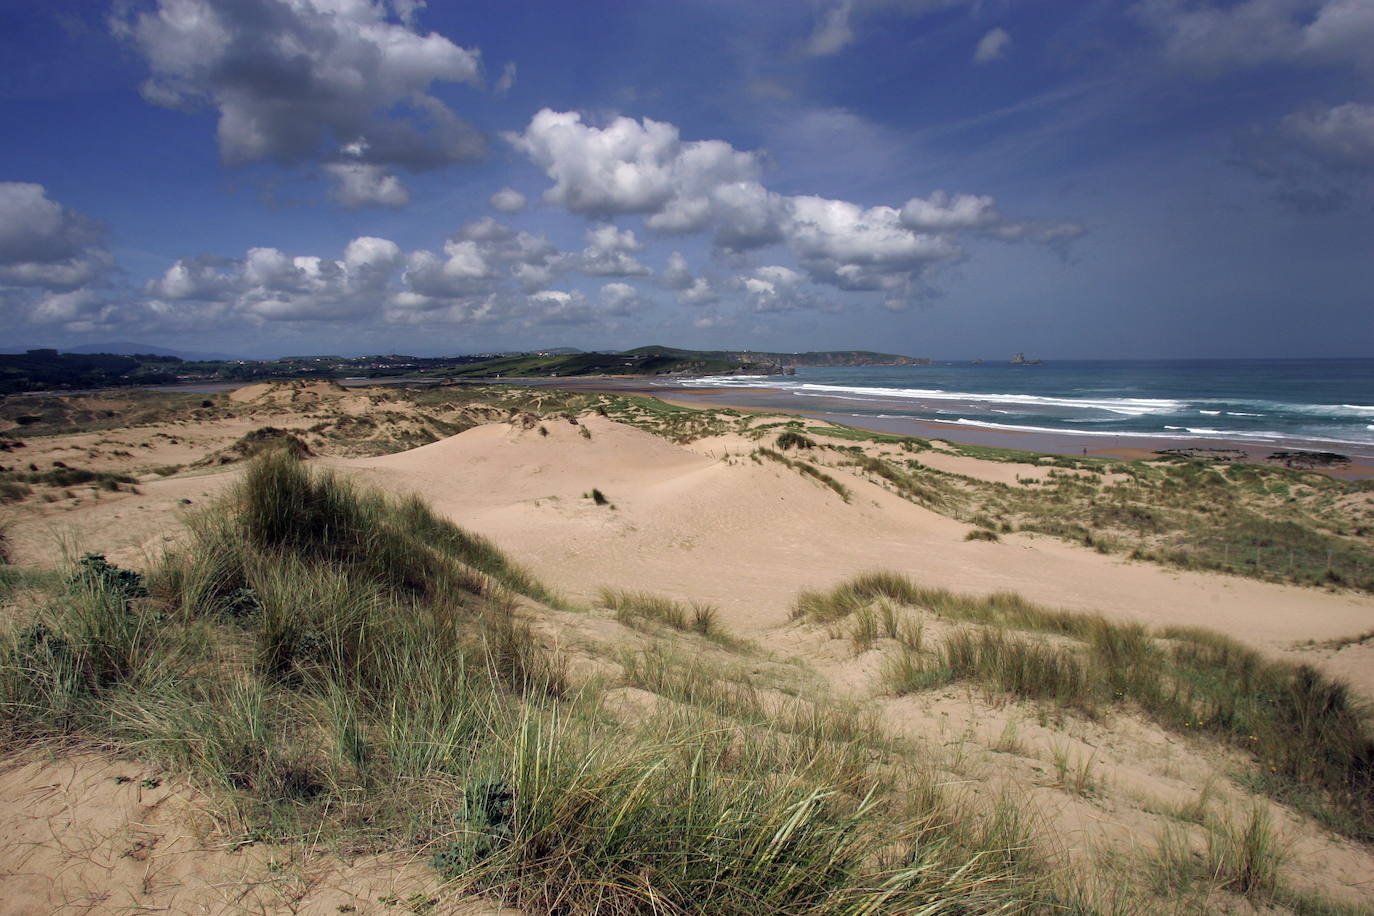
[655,359,1374,455]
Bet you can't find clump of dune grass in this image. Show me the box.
[939,629,1095,712]
[775,430,816,450]
[1206,805,1286,900]
[619,643,765,722]
[966,527,1000,542]
[801,570,1374,841]
[1,480,32,501]
[0,454,1070,913]
[1150,805,1288,906]
[231,452,553,604]
[754,447,851,502]
[436,703,1041,914]
[0,464,138,495]
[844,454,950,508]
[597,587,721,639]
[883,646,941,695]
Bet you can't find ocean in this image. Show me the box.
[653,358,1374,457]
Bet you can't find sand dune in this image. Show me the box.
[338,415,1374,690]
[7,401,1374,911]
[8,408,1370,685]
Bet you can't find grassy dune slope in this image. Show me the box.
[1,453,1066,913]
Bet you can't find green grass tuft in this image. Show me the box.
[775,430,817,450]
[597,587,723,640]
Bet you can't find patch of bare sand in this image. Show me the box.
[0,750,509,916]
[2,472,237,569]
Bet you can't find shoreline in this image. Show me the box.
[534,378,1374,479]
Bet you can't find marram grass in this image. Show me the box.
[797,569,1374,843]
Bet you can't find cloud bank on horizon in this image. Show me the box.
[1,0,1372,358]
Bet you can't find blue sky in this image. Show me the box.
[1,0,1371,359]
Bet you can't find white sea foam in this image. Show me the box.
[1281,402,1374,418]
[675,375,1374,448]
[940,418,1374,448]
[685,376,1185,415]
[944,419,1183,438]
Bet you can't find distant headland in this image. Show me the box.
[0,345,928,394]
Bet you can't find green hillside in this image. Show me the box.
[622,346,924,367]
[440,349,771,378]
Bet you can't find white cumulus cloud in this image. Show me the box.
[1280,102,1374,169]
[505,110,1085,310]
[973,27,1011,64]
[0,182,114,292]
[489,187,528,213]
[114,0,487,206]
[1135,0,1374,73]
[505,109,760,226]
[324,162,411,209]
[1237,101,1374,210]
[599,281,643,315]
[0,182,119,331]
[739,265,833,313]
[661,251,693,290]
[147,235,404,325]
[677,277,719,306]
[578,223,652,277]
[900,191,1002,231]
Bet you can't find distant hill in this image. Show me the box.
[440,349,760,379]
[62,342,241,361]
[0,349,164,394]
[440,346,927,379]
[623,346,926,368]
[0,344,927,394]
